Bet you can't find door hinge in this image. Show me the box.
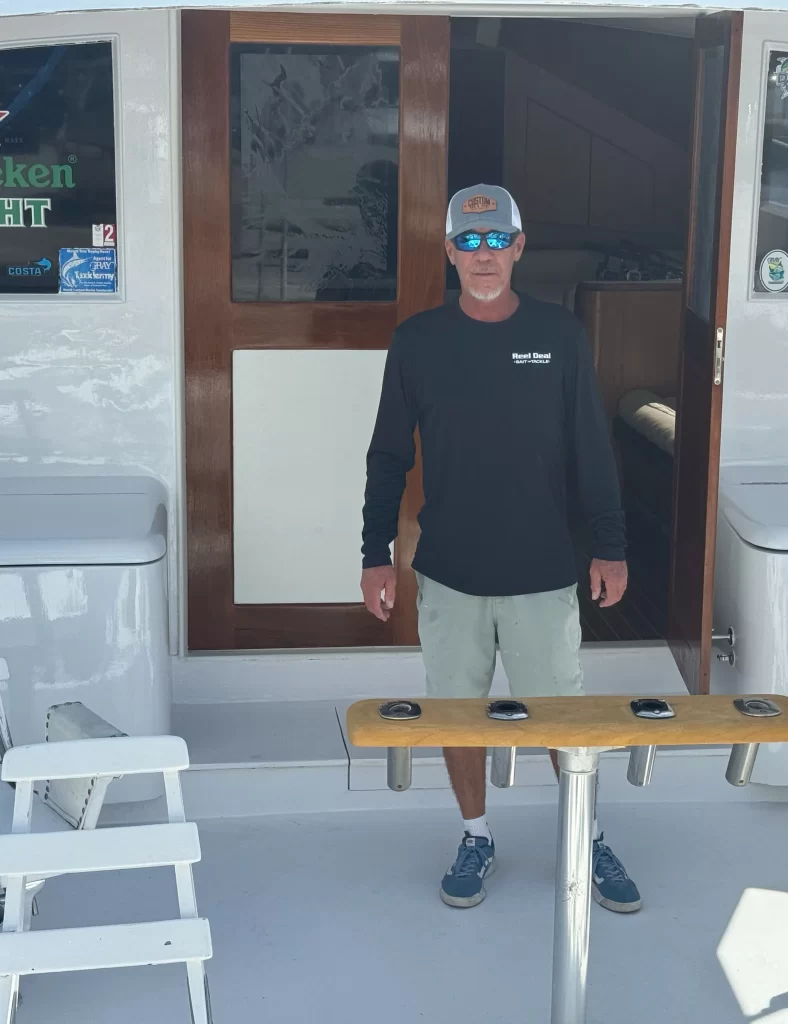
[714,327,725,385]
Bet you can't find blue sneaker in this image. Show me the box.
[440,833,495,908]
[592,835,641,913]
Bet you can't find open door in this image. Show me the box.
[669,13,742,693]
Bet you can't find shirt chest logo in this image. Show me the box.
[512,351,551,366]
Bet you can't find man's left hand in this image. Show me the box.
[589,558,628,608]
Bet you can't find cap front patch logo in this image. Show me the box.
[462,195,497,214]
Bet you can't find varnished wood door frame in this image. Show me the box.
[668,12,742,693]
[183,12,448,650]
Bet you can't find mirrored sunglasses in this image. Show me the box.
[453,230,516,252]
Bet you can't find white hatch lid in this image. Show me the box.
[0,476,167,566]
[718,464,788,552]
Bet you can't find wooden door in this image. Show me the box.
[182,12,448,651]
[669,13,742,693]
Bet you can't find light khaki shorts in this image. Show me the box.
[416,572,584,698]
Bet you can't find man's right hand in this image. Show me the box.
[361,565,397,622]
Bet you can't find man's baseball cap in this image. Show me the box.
[445,184,522,240]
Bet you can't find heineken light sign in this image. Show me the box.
[0,42,117,294]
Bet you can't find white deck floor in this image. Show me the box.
[17,799,788,1024]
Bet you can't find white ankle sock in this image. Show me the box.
[463,815,492,843]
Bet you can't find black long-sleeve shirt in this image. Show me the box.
[362,295,625,597]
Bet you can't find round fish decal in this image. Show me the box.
[760,249,788,292]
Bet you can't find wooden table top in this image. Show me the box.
[347,695,788,749]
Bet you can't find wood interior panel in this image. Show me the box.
[230,12,400,45]
[575,281,682,421]
[391,16,450,646]
[347,695,788,749]
[669,13,742,695]
[183,11,234,651]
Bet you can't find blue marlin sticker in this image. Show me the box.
[59,248,116,293]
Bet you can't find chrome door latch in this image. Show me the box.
[714,327,725,386]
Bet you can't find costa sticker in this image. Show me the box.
[462,195,497,214]
[759,250,788,292]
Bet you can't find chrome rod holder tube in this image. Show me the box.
[551,749,599,1024]
[726,743,759,787]
[386,747,412,792]
[490,746,517,788]
[626,745,656,787]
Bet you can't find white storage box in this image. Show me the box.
[0,476,170,802]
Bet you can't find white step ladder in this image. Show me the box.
[0,735,212,1024]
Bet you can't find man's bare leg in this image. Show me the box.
[444,747,487,819]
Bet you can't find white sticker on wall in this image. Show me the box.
[91,224,116,248]
[759,250,788,292]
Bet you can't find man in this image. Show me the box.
[360,184,640,914]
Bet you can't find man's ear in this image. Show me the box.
[444,238,456,265]
[513,232,526,262]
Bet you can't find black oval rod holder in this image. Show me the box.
[379,701,422,721]
[487,699,528,721]
[631,698,675,719]
[734,697,781,717]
